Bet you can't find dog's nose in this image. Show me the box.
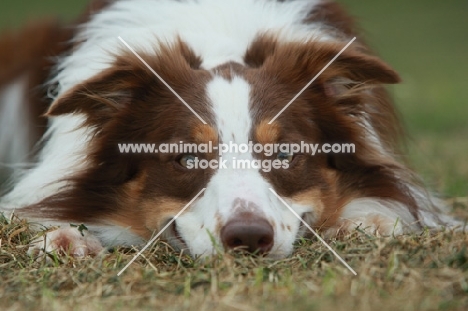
[220,214,274,254]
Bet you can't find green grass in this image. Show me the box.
[0,0,88,28]
[338,0,468,197]
[1,1,467,310]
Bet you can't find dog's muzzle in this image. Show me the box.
[220,213,274,254]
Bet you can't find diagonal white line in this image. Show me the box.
[118,36,207,124]
[117,188,206,276]
[268,188,357,275]
[268,36,356,124]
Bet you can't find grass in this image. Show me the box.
[1,214,467,310]
[1,1,467,310]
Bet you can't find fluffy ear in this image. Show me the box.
[327,45,400,85]
[46,40,202,122]
[262,41,400,88]
[244,35,278,68]
[46,61,152,123]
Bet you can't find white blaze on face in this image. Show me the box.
[175,75,309,258]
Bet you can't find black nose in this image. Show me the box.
[220,214,274,254]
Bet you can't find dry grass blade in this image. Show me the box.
[1,209,467,310]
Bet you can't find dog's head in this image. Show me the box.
[45,37,403,258]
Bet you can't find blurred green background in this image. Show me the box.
[1,0,467,197]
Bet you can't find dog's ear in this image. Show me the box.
[262,41,400,94]
[47,40,202,123]
[46,59,153,123]
[322,43,400,85]
[244,35,278,68]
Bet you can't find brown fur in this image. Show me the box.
[245,38,420,229]
[27,39,419,239]
[0,19,73,155]
[24,42,214,235]
[6,0,425,243]
[255,120,281,145]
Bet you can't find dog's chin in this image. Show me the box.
[302,211,320,235]
[164,220,190,253]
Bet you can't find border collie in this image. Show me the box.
[0,0,460,258]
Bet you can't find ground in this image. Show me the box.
[1,213,467,310]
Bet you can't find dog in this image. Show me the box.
[0,0,460,258]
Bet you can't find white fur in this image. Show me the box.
[1,0,461,258]
[54,0,329,95]
[1,115,91,211]
[86,224,145,246]
[3,0,330,213]
[339,198,419,234]
[360,114,391,158]
[175,75,313,258]
[1,0,330,247]
[0,76,30,166]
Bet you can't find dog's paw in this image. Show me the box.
[28,226,103,258]
[324,214,405,237]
